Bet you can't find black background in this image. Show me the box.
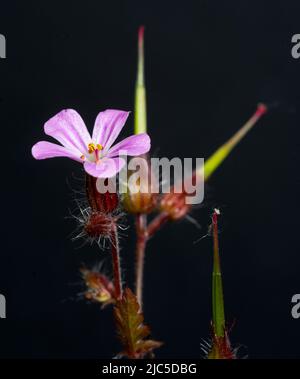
[0,0,299,358]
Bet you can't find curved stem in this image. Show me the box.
[135,213,147,308]
[147,213,169,238]
[111,224,122,299]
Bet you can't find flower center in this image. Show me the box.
[81,143,104,162]
[84,142,104,163]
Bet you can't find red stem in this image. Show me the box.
[135,213,147,308]
[134,212,170,308]
[147,213,170,238]
[212,210,221,272]
[111,224,122,299]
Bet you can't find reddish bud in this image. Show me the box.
[159,172,199,221]
[83,174,121,241]
[121,158,158,214]
[84,212,118,239]
[86,174,119,214]
[159,191,191,221]
[81,267,116,307]
[122,180,157,214]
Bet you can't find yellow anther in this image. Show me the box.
[80,155,85,160]
[88,143,103,154]
[88,143,96,154]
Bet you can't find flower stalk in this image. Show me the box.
[147,213,170,238]
[135,213,147,308]
[132,26,150,306]
[111,223,123,299]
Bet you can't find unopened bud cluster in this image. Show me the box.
[120,156,196,224]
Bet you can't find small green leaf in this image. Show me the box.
[114,288,162,358]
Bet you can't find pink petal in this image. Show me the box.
[92,109,130,152]
[31,141,83,162]
[44,109,91,154]
[106,133,150,158]
[83,157,126,178]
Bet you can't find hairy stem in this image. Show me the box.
[134,212,170,307]
[147,213,170,238]
[111,224,122,299]
[135,213,147,308]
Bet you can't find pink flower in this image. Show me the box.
[32,109,150,178]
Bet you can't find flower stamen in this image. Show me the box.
[88,143,96,154]
[88,142,104,163]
